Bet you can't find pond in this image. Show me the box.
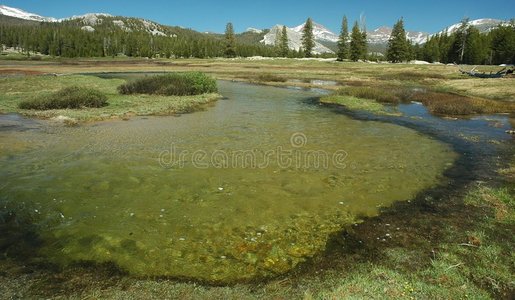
[0,81,457,283]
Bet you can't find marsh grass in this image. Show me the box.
[19,86,108,110]
[335,86,404,104]
[0,75,219,121]
[332,83,515,116]
[255,73,287,82]
[320,95,388,114]
[378,71,448,81]
[411,91,515,115]
[464,185,515,223]
[118,72,217,96]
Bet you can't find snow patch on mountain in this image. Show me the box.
[436,18,507,35]
[246,27,263,34]
[291,21,339,42]
[367,26,429,44]
[0,5,57,22]
[261,24,334,54]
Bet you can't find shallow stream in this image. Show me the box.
[1,80,510,282]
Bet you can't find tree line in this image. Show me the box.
[0,16,280,59]
[1,14,513,64]
[417,19,515,65]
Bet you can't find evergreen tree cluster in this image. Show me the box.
[0,16,282,58]
[417,19,515,65]
[1,13,513,64]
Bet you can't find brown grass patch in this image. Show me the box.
[0,69,46,75]
[378,71,448,81]
[411,92,515,115]
[255,73,287,82]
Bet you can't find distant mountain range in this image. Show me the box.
[0,5,57,22]
[258,19,509,53]
[0,5,510,54]
[261,22,336,54]
[0,5,176,37]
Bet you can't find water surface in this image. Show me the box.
[0,81,456,282]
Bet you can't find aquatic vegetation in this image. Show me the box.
[117,72,218,96]
[319,94,399,116]
[18,86,107,110]
[332,86,404,104]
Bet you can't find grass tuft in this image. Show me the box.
[336,86,403,104]
[18,86,107,110]
[118,72,217,96]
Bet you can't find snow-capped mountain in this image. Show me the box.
[246,27,263,34]
[436,18,507,35]
[367,26,429,44]
[258,18,509,49]
[262,20,430,52]
[0,5,57,22]
[291,21,339,43]
[1,4,510,50]
[261,24,334,54]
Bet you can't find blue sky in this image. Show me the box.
[3,0,514,33]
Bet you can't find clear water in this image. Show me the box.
[0,81,456,282]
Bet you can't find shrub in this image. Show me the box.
[19,86,108,110]
[117,72,217,96]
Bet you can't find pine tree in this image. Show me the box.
[422,35,441,63]
[301,18,315,58]
[279,26,289,57]
[490,21,515,64]
[386,18,410,63]
[274,26,282,56]
[224,22,236,58]
[337,16,349,61]
[457,18,470,63]
[463,26,488,64]
[350,21,365,61]
[361,27,368,60]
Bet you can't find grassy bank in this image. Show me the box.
[2,58,514,117]
[321,83,515,116]
[1,58,514,99]
[0,74,220,122]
